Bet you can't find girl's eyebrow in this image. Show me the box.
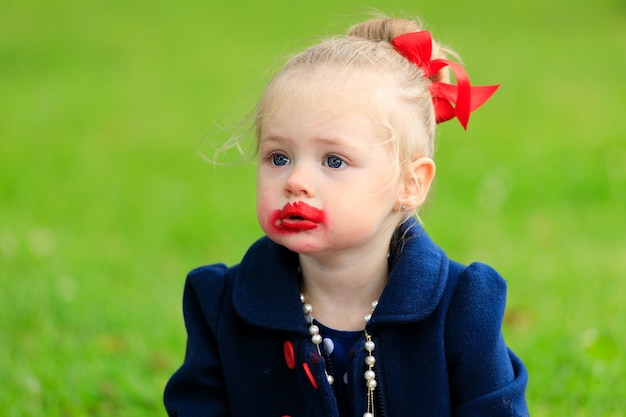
[259,135,291,145]
[261,134,356,149]
[314,137,349,147]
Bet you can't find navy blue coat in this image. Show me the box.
[164,219,529,416]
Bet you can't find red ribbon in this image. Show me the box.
[392,31,499,130]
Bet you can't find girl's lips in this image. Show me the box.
[272,202,325,231]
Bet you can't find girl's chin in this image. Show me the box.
[266,233,324,254]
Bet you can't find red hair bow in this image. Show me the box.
[392,31,499,130]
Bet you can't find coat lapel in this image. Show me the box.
[232,237,307,333]
[370,219,450,326]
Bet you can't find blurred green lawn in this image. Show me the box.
[1,0,625,415]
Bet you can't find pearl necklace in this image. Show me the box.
[300,293,379,417]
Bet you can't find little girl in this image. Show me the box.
[164,16,529,417]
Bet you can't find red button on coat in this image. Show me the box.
[283,341,295,370]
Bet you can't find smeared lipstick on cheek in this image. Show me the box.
[270,201,326,233]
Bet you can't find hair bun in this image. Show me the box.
[348,17,453,83]
[347,18,423,43]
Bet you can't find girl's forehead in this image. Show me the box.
[265,67,393,113]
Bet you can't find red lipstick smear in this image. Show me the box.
[271,202,325,232]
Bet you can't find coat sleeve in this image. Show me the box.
[163,265,231,417]
[445,262,529,417]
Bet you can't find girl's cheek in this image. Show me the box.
[256,199,273,233]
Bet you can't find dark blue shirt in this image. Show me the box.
[316,321,362,417]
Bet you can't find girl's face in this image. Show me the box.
[256,73,405,259]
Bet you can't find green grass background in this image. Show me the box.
[1,0,625,415]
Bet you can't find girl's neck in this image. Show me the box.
[298,247,389,331]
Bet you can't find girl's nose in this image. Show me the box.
[284,163,314,197]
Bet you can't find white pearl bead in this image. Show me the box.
[311,334,322,345]
[326,374,334,385]
[364,313,372,323]
[300,294,305,303]
[363,413,374,417]
[367,379,377,390]
[364,340,375,352]
[365,355,376,366]
[303,303,313,314]
[364,370,375,380]
[308,324,319,335]
[372,300,379,309]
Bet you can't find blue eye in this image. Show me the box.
[271,153,290,166]
[325,155,345,169]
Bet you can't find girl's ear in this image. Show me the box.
[397,157,436,212]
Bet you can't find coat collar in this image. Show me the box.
[232,218,449,333]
